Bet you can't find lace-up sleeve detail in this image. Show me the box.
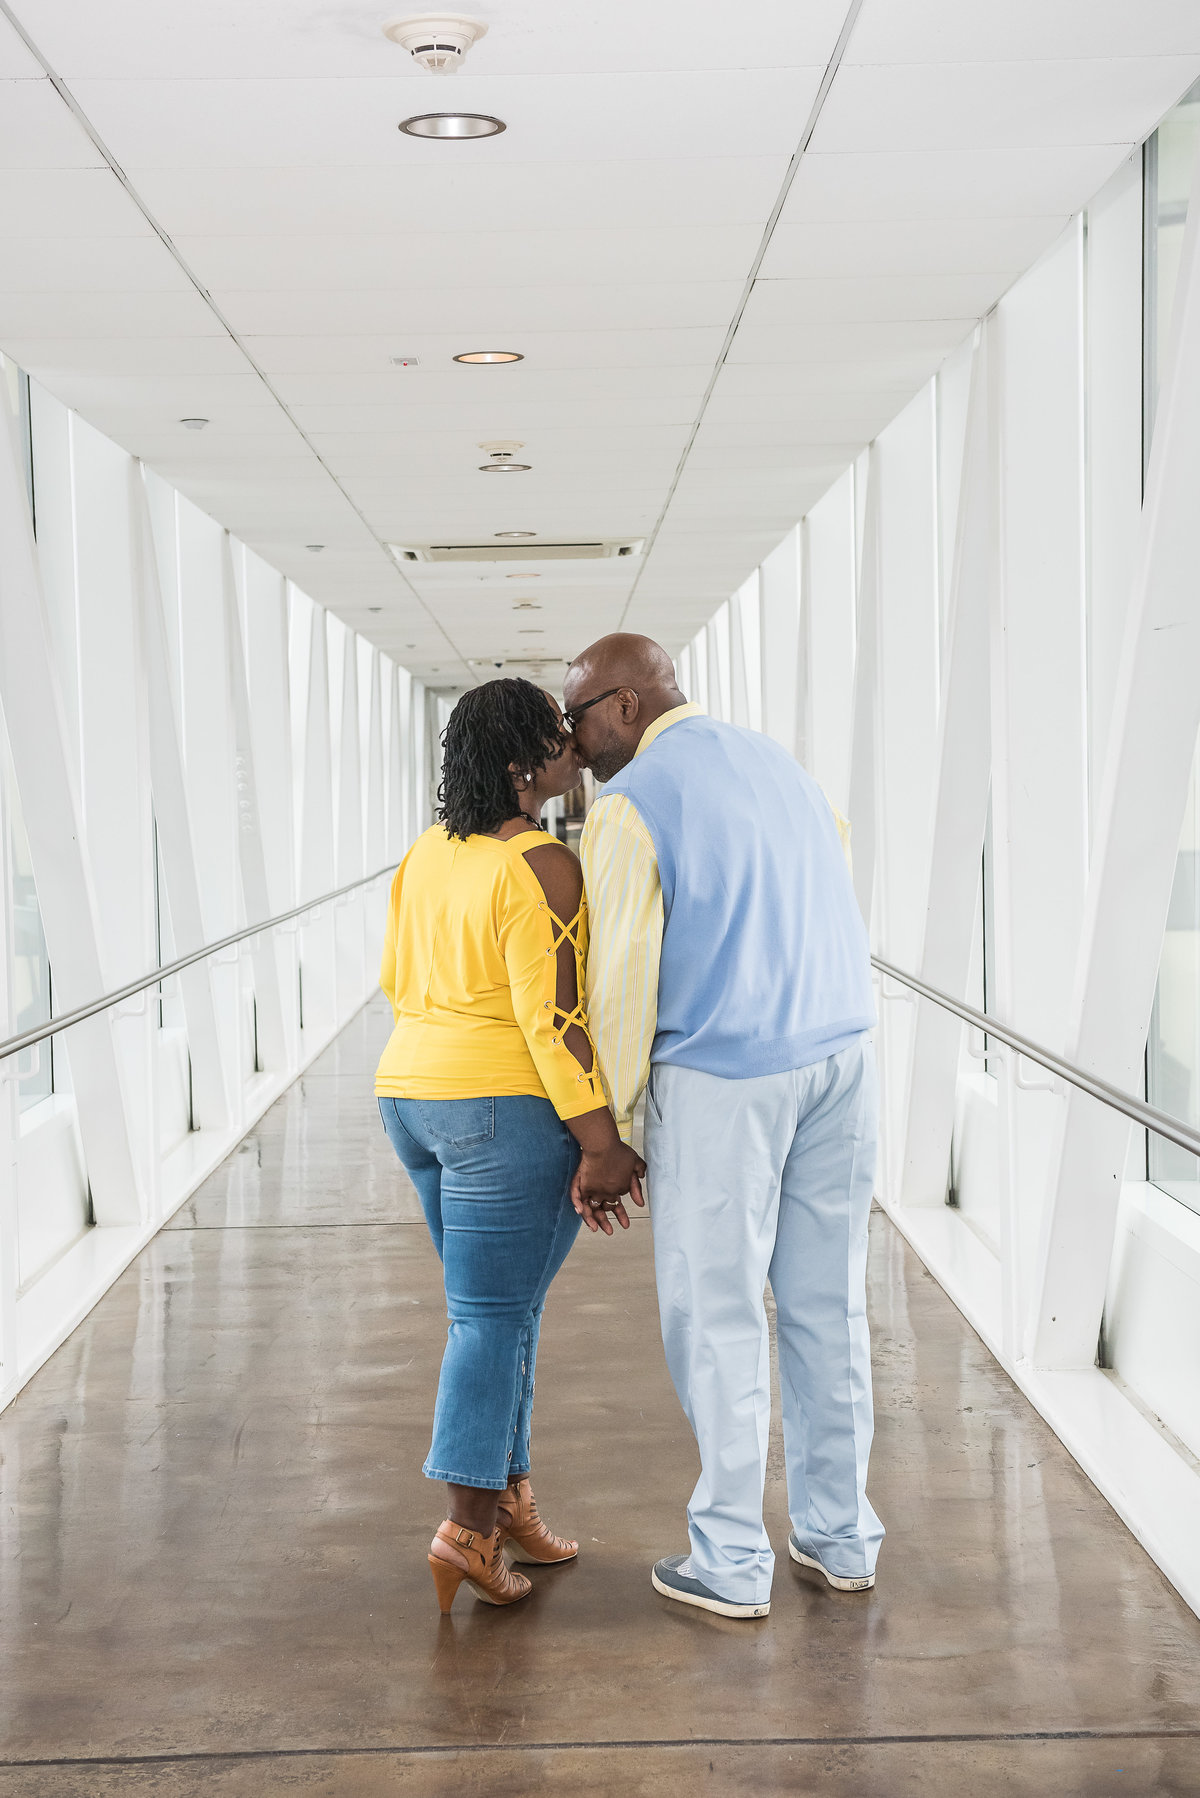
[502,840,604,1121]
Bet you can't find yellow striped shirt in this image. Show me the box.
[580,704,853,1140]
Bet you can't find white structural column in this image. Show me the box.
[760,530,802,758]
[900,330,995,1207]
[1085,153,1145,821]
[806,470,857,813]
[334,622,365,1012]
[386,662,409,862]
[728,574,757,729]
[71,418,159,1200]
[411,682,429,835]
[365,651,385,872]
[992,223,1090,1335]
[846,447,881,925]
[241,552,299,1063]
[221,534,286,1072]
[1032,164,1200,1370]
[0,846,15,1383]
[299,605,336,1037]
[873,388,941,1192]
[131,466,229,1131]
[0,394,140,1223]
[363,649,387,970]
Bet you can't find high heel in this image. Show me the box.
[428,1521,533,1614]
[497,1476,578,1565]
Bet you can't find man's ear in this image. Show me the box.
[618,688,641,724]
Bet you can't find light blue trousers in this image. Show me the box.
[645,1037,883,1605]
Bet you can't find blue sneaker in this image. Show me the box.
[788,1533,874,1591]
[651,1555,770,1619]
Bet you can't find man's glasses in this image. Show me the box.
[562,687,626,733]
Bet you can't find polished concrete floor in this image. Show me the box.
[2,998,1199,1796]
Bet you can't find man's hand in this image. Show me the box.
[570,1142,647,1236]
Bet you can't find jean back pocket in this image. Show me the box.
[416,1096,495,1149]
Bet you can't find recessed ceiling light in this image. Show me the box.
[399,113,505,140]
[180,417,208,430]
[368,605,382,612]
[455,350,523,365]
[306,543,325,552]
[495,529,536,538]
[513,601,541,610]
[505,571,540,578]
[518,628,544,634]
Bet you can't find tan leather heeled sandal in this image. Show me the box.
[428,1521,533,1614]
[497,1475,579,1565]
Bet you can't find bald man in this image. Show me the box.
[564,633,882,1620]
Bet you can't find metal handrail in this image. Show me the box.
[0,862,396,1064]
[872,954,1200,1161]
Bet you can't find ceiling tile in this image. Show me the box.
[0,75,102,167]
[16,0,849,80]
[71,70,824,171]
[0,288,225,337]
[0,235,197,292]
[243,328,730,375]
[744,272,1009,326]
[174,226,761,294]
[215,281,743,339]
[5,335,257,376]
[814,58,1200,153]
[129,159,790,237]
[0,168,154,236]
[759,213,1067,279]
[782,145,1134,224]
[846,0,1200,64]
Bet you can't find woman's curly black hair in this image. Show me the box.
[438,678,567,840]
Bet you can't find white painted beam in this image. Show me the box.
[1032,146,1200,1370]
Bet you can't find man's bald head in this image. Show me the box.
[565,633,680,701]
[564,633,687,783]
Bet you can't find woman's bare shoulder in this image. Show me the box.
[522,839,584,916]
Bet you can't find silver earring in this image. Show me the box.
[523,771,533,786]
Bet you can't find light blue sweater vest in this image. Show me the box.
[601,714,875,1079]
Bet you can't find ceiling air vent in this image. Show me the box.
[390,540,644,564]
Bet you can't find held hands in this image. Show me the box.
[570,1141,647,1237]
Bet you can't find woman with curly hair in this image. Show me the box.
[376,678,644,1614]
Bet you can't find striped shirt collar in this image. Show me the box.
[635,701,704,758]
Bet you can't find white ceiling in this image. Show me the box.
[2,0,1199,691]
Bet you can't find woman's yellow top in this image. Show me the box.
[375,824,603,1121]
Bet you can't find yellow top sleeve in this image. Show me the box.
[579,794,663,1144]
[500,854,604,1120]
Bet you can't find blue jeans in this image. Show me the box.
[379,1095,581,1490]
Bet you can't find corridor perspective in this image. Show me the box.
[4,1,1200,1792]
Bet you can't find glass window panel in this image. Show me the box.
[1148,733,1200,1215]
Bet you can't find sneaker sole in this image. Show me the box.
[788,1541,874,1591]
[651,1568,770,1619]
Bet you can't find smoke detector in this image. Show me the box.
[478,439,531,474]
[382,13,488,73]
